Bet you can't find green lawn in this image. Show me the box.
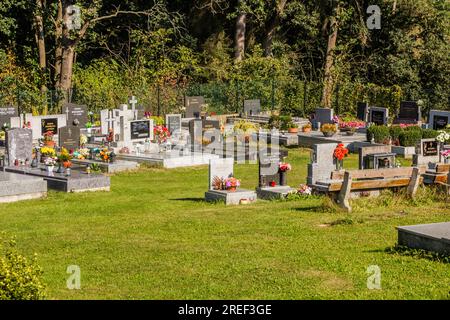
[0,148,449,300]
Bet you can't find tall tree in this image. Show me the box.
[234,0,246,62]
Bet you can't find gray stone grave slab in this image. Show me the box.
[185,96,205,118]
[429,110,450,130]
[258,154,281,187]
[71,158,139,173]
[256,186,296,200]
[205,189,257,205]
[307,143,337,185]
[369,107,388,125]
[6,128,33,166]
[358,144,392,169]
[64,103,88,128]
[4,166,110,193]
[243,99,261,116]
[398,222,450,256]
[208,158,234,190]
[59,126,81,151]
[0,172,47,203]
[413,138,440,166]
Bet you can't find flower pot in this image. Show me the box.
[345,131,355,136]
[288,128,299,134]
[227,187,237,192]
[56,165,65,174]
[302,127,311,133]
[322,131,336,137]
[46,165,54,174]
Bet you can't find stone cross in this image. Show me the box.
[129,96,138,110]
[105,110,116,137]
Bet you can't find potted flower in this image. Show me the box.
[297,184,312,196]
[333,143,349,170]
[340,120,365,135]
[321,123,337,137]
[278,162,292,186]
[302,123,312,133]
[57,147,72,173]
[224,177,241,192]
[40,146,56,163]
[288,123,299,134]
[44,156,57,173]
[441,150,450,164]
[85,122,93,135]
[43,131,55,147]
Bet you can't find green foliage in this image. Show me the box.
[389,125,404,144]
[268,115,293,130]
[367,125,390,143]
[421,129,439,139]
[399,128,422,147]
[0,238,46,300]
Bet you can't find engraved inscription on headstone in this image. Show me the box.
[59,126,81,150]
[6,128,33,166]
[185,96,205,118]
[64,103,88,127]
[130,120,151,140]
[0,106,18,128]
[243,99,261,116]
[41,118,59,135]
[166,114,182,134]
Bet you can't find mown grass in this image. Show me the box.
[0,148,449,300]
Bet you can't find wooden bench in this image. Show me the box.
[314,167,424,212]
[423,163,450,184]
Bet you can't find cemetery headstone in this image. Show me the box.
[185,96,205,118]
[369,107,388,126]
[413,138,440,166]
[59,126,81,151]
[429,110,450,130]
[395,101,421,123]
[41,118,58,135]
[64,103,88,128]
[359,144,393,169]
[259,154,281,187]
[208,158,234,190]
[314,108,334,126]
[130,120,152,140]
[357,102,369,122]
[307,143,337,185]
[243,99,261,116]
[6,128,33,166]
[0,106,18,128]
[166,114,182,136]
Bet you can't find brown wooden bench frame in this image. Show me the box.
[320,167,424,212]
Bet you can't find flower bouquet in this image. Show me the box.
[279,163,291,172]
[302,123,312,133]
[224,177,241,192]
[153,125,171,144]
[43,131,55,147]
[437,131,450,143]
[297,184,312,196]
[333,143,349,170]
[441,150,450,163]
[44,156,57,173]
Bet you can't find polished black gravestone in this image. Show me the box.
[4,166,110,193]
[397,222,450,256]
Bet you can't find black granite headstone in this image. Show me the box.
[185,96,205,118]
[370,110,386,126]
[41,118,58,135]
[357,102,368,122]
[422,140,439,157]
[433,115,448,130]
[398,101,420,121]
[64,103,88,127]
[59,126,81,151]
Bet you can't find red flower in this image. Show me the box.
[270,181,276,187]
[333,143,349,161]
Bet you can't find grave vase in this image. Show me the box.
[46,165,54,174]
[56,164,65,174]
[336,160,344,171]
[279,171,287,186]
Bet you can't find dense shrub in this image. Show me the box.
[367,125,390,144]
[399,129,422,147]
[0,239,46,300]
[421,129,439,139]
[389,126,404,144]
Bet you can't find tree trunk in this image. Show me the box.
[321,14,339,108]
[393,0,397,13]
[60,46,75,95]
[263,0,288,57]
[54,0,63,88]
[34,0,47,93]
[234,5,246,62]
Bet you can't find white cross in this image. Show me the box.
[129,96,138,110]
[105,110,116,133]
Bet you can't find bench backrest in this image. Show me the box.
[436,163,450,173]
[331,167,425,180]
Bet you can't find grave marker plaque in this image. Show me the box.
[422,140,438,157]
[130,120,151,140]
[41,118,58,135]
[59,126,80,150]
[433,115,448,130]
